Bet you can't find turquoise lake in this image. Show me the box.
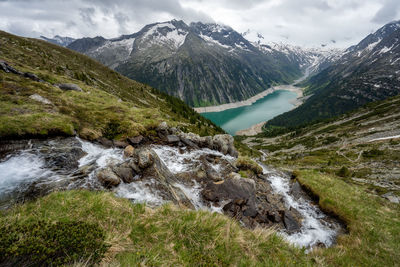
[201,90,297,135]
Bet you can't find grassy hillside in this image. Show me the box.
[0,30,223,140]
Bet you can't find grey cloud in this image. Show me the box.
[372,0,400,23]
[0,0,399,47]
[79,7,96,26]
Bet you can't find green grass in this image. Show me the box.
[296,170,400,266]
[0,190,313,266]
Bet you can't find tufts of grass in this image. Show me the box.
[235,157,263,175]
[0,190,313,266]
[296,170,400,266]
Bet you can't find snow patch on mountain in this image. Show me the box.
[142,23,188,49]
[95,37,135,55]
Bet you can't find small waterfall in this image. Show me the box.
[259,163,340,249]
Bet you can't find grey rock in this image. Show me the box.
[166,135,180,143]
[24,72,41,82]
[57,83,83,92]
[0,61,23,75]
[157,121,168,131]
[0,61,9,72]
[113,140,129,148]
[29,94,52,105]
[212,134,238,157]
[180,137,199,149]
[97,137,113,148]
[128,135,143,146]
[382,192,400,204]
[137,149,154,168]
[113,163,136,183]
[283,211,301,233]
[290,181,303,200]
[97,167,121,187]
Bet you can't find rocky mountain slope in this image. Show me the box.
[255,41,343,77]
[39,35,76,47]
[267,20,400,128]
[67,20,306,107]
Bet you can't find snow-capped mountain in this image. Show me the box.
[268,20,400,128]
[254,41,343,77]
[67,20,303,107]
[39,35,76,47]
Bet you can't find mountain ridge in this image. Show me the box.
[65,20,341,107]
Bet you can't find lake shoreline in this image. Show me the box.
[194,88,274,113]
[194,85,302,113]
[235,86,305,136]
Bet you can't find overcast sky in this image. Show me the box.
[0,0,399,48]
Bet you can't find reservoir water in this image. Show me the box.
[202,90,297,135]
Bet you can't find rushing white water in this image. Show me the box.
[152,145,235,174]
[115,179,163,206]
[0,137,124,200]
[259,163,338,249]
[0,152,54,196]
[78,139,123,168]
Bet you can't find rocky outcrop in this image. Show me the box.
[155,122,238,157]
[202,174,302,231]
[0,61,84,94]
[0,60,43,82]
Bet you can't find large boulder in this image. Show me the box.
[125,148,194,208]
[137,149,154,169]
[39,137,86,171]
[112,162,136,183]
[127,135,144,146]
[202,176,256,203]
[166,135,180,144]
[212,134,238,157]
[97,167,121,187]
[123,145,134,158]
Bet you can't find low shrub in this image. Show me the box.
[362,148,384,158]
[336,166,351,177]
[0,220,109,266]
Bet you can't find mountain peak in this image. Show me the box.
[39,35,76,47]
